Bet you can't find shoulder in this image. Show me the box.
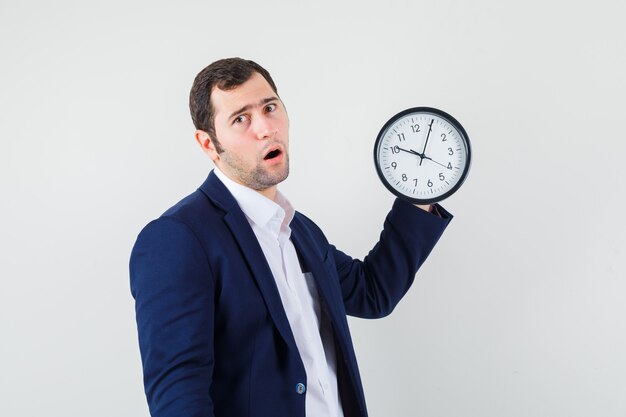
[161,188,219,225]
[143,170,234,231]
[292,210,330,247]
[293,210,321,231]
[137,184,229,243]
[132,190,212,260]
[132,187,225,256]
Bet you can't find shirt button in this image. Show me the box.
[295,383,306,394]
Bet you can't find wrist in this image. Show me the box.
[414,204,432,212]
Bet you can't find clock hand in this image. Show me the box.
[400,146,451,170]
[397,146,441,167]
[403,145,451,169]
[419,119,434,166]
[396,146,424,160]
[421,155,451,170]
[396,146,450,171]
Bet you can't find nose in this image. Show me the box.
[253,114,277,140]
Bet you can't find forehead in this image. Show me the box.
[211,72,277,119]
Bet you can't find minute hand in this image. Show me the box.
[420,119,434,166]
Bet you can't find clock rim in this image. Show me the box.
[373,106,472,205]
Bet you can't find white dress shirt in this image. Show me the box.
[214,168,344,417]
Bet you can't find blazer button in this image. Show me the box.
[295,383,306,395]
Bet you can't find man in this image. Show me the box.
[130,58,452,417]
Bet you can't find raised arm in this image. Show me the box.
[332,198,452,318]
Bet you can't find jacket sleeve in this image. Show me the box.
[129,216,215,417]
[332,198,452,318]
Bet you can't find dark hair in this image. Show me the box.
[189,58,278,150]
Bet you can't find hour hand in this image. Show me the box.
[396,146,413,153]
[407,148,425,158]
[396,146,421,157]
[396,146,424,158]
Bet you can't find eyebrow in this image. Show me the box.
[228,96,279,121]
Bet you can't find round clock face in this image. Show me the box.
[374,107,471,204]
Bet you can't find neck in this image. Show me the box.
[215,166,278,201]
[257,185,277,201]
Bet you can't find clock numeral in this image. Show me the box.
[402,174,408,182]
[391,145,400,154]
[391,162,397,170]
[441,133,447,141]
[447,162,453,170]
[448,147,454,155]
[411,124,421,133]
[397,133,406,141]
[439,173,445,181]
[413,178,418,186]
[427,179,433,187]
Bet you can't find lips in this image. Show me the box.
[263,145,283,161]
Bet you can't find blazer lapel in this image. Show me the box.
[199,171,299,354]
[290,218,348,337]
[290,218,368,414]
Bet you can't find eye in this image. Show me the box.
[265,103,276,112]
[233,114,249,125]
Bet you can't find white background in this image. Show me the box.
[1,1,625,416]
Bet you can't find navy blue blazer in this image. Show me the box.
[130,171,452,417]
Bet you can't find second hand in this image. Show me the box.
[396,146,451,170]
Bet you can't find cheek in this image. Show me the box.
[235,143,262,162]
[279,117,289,135]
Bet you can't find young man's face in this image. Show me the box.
[206,72,290,195]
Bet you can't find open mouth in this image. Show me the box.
[264,149,282,160]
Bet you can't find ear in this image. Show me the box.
[195,130,220,162]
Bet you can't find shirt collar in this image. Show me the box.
[213,167,295,231]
